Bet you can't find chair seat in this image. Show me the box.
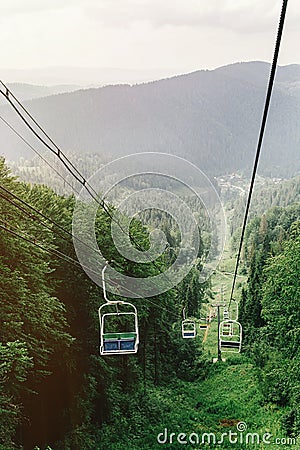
[220,340,240,348]
[103,333,136,352]
[184,332,195,336]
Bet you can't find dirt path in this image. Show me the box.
[202,306,214,344]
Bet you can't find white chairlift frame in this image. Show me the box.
[99,301,139,355]
[219,319,242,353]
[182,319,196,338]
[223,308,230,320]
[199,307,210,329]
[181,307,196,338]
[199,316,208,329]
[99,263,139,355]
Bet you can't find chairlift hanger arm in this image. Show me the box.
[102,261,110,303]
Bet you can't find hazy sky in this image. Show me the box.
[0,0,299,75]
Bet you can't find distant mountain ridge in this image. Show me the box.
[1,61,300,178]
[0,83,80,103]
[0,66,178,86]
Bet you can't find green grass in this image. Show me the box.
[98,357,289,449]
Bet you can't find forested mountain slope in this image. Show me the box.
[239,207,300,438]
[230,174,300,234]
[1,61,300,177]
[0,157,207,449]
[0,83,80,102]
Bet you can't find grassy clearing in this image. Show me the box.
[100,356,287,450]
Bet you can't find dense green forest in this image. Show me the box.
[0,157,207,449]
[1,155,300,449]
[230,174,300,234]
[239,206,300,436]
